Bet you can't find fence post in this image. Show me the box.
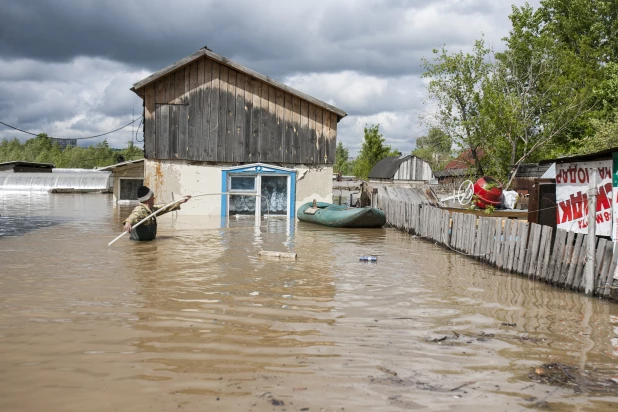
[585,168,597,295]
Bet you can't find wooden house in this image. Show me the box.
[131,47,346,217]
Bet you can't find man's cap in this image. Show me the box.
[137,186,153,202]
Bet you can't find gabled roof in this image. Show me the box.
[222,163,295,173]
[132,48,347,120]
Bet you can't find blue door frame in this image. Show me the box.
[221,163,296,217]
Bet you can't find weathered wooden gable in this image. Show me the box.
[140,55,341,165]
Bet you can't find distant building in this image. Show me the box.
[54,139,77,150]
[368,155,433,183]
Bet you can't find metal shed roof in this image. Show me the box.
[131,47,347,120]
[369,155,415,179]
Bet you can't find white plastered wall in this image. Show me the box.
[293,165,333,211]
[144,159,222,216]
[144,160,333,216]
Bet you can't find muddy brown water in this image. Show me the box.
[1,192,618,411]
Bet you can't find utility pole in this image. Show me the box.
[585,168,597,295]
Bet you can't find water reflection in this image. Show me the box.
[0,193,617,411]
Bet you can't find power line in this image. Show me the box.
[0,117,144,141]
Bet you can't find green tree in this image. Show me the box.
[0,134,144,168]
[352,124,398,179]
[412,127,452,171]
[421,39,492,177]
[334,142,352,175]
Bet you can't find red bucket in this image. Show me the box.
[473,176,503,209]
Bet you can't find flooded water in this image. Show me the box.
[1,192,618,411]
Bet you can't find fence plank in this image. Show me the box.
[603,246,618,298]
[565,233,583,288]
[573,234,587,291]
[492,219,502,266]
[558,231,576,287]
[596,241,614,295]
[550,229,569,285]
[506,220,518,272]
[526,223,541,276]
[478,218,487,258]
[450,212,458,249]
[515,221,529,275]
[456,213,464,251]
[592,238,608,293]
[538,226,554,281]
[471,215,479,255]
[442,210,450,245]
[593,238,607,291]
[467,215,477,254]
[547,230,565,283]
[483,218,492,261]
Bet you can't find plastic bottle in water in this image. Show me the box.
[359,255,378,262]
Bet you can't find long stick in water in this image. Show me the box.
[108,199,184,247]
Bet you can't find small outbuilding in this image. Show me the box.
[131,47,347,217]
[0,161,54,173]
[99,159,145,203]
[368,155,433,183]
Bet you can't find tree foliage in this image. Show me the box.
[0,134,144,168]
[421,0,617,186]
[334,142,352,175]
[352,124,399,179]
[412,127,452,171]
[421,39,492,177]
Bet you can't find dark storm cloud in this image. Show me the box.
[0,0,540,151]
[0,0,506,79]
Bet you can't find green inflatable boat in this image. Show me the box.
[297,201,386,228]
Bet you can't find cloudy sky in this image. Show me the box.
[0,0,539,155]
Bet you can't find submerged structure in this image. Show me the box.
[131,47,347,217]
[0,162,110,192]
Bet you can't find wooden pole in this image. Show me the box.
[585,168,597,295]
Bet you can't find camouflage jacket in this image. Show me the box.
[123,202,181,241]
[123,202,181,226]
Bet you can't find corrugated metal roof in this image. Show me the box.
[368,155,411,179]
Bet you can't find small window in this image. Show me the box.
[230,176,255,191]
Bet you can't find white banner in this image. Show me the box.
[556,160,613,236]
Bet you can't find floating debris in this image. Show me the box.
[529,363,618,394]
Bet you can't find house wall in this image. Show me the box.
[111,163,144,202]
[140,56,338,165]
[143,159,332,216]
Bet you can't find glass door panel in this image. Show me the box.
[260,175,287,215]
[229,195,256,215]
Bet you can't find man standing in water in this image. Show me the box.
[122,185,191,241]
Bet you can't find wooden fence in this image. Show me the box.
[380,197,617,300]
